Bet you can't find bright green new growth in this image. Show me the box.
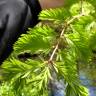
[0,0,96,96]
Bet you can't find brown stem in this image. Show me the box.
[48,13,84,64]
[48,27,66,63]
[80,0,83,14]
[48,42,59,62]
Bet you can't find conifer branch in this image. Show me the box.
[48,28,65,63]
[48,13,84,64]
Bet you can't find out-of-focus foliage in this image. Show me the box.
[0,0,96,96]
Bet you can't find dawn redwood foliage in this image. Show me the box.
[0,0,96,96]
